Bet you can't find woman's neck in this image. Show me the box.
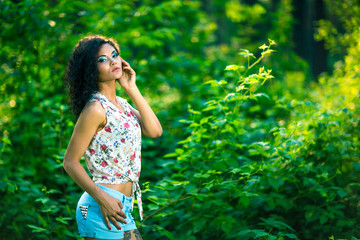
[98,81,118,102]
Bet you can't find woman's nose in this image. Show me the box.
[110,60,116,66]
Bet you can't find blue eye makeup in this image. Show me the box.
[112,51,119,58]
[98,51,119,63]
[98,56,107,63]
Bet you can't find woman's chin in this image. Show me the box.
[113,71,123,78]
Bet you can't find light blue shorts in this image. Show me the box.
[76,184,137,239]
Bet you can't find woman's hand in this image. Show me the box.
[98,194,127,230]
[117,58,136,92]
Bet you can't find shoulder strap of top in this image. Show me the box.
[117,96,141,124]
[116,96,131,112]
[87,92,110,109]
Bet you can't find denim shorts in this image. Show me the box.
[76,184,137,239]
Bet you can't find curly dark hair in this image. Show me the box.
[64,35,120,118]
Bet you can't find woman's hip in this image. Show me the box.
[76,184,137,239]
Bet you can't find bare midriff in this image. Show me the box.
[98,182,133,197]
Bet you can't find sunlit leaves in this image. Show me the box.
[239,49,256,59]
[148,31,360,239]
[225,64,245,71]
[204,79,228,86]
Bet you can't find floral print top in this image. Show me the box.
[83,91,143,220]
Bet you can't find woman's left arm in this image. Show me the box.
[118,58,162,138]
[127,87,163,138]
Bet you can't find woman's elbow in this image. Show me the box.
[155,128,163,138]
[63,159,69,171]
[145,128,163,138]
[63,157,74,172]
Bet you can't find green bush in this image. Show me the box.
[1,1,359,239]
[139,40,360,239]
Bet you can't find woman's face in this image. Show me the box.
[97,43,122,82]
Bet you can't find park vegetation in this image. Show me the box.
[0,0,359,239]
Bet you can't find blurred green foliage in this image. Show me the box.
[0,0,359,239]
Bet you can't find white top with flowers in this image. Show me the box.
[84,91,143,220]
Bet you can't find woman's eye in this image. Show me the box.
[98,57,107,63]
[112,52,119,58]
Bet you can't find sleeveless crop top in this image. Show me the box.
[84,91,143,220]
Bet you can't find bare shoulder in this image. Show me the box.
[82,100,105,115]
[77,100,106,126]
[64,100,106,162]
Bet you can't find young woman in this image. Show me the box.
[63,35,162,240]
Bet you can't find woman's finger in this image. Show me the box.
[118,201,123,210]
[117,201,127,220]
[114,210,127,224]
[122,67,135,75]
[121,58,130,68]
[110,216,122,230]
[118,209,127,220]
[104,216,112,230]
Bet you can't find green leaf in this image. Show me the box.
[337,189,347,199]
[203,106,217,112]
[268,39,276,45]
[35,197,49,204]
[194,173,210,178]
[200,117,209,124]
[259,44,268,50]
[260,217,295,231]
[236,85,248,92]
[56,217,72,224]
[240,196,250,207]
[148,203,159,211]
[2,135,12,145]
[204,79,217,85]
[270,127,279,133]
[27,224,48,233]
[320,214,328,225]
[220,216,236,234]
[163,152,178,158]
[153,224,175,240]
[253,93,271,101]
[239,49,256,59]
[285,234,298,239]
[224,93,236,101]
[203,179,216,190]
[253,229,268,238]
[213,119,227,128]
[46,188,61,194]
[217,80,228,85]
[225,65,244,71]
[261,49,276,56]
[268,177,280,192]
[235,229,252,237]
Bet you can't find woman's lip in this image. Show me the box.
[112,67,121,72]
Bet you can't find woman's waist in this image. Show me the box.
[97,182,133,197]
